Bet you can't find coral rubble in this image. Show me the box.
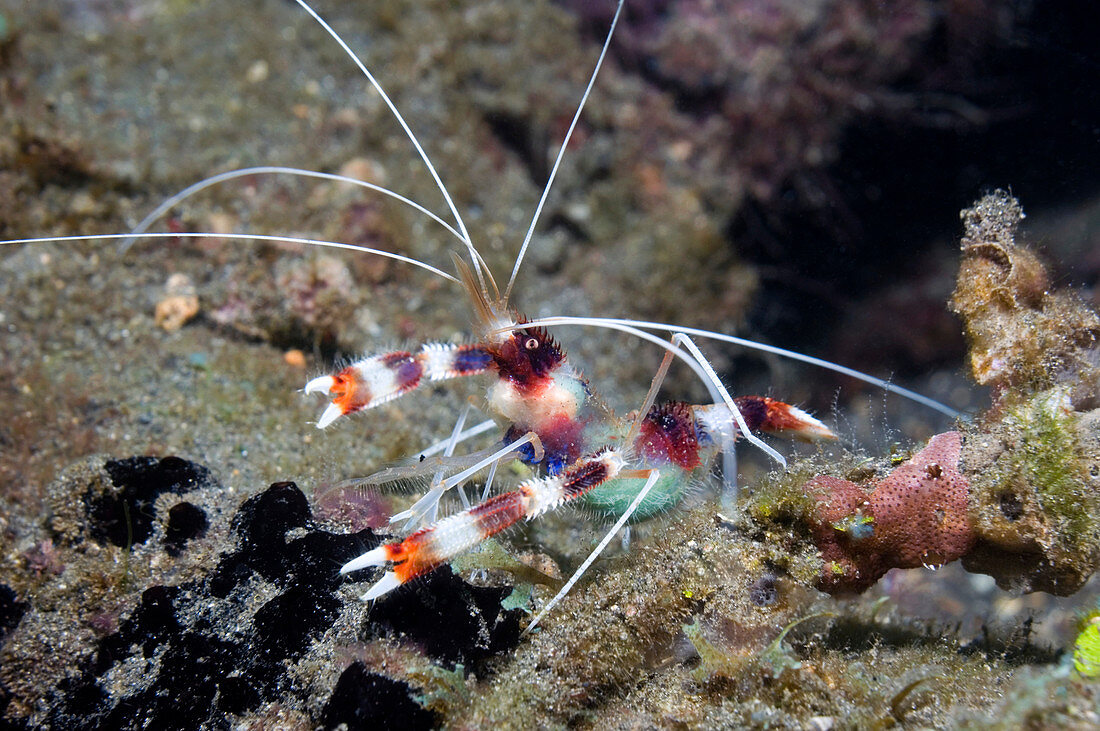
[950,189,1100,401]
[952,191,1100,595]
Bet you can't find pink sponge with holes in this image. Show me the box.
[808,432,974,593]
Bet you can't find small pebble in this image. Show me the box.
[155,274,199,331]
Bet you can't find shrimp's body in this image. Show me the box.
[1,0,958,630]
[308,254,835,604]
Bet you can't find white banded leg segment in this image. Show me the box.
[670,334,786,469]
[342,450,625,600]
[305,343,493,428]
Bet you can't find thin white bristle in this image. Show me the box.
[415,419,497,460]
[440,432,541,492]
[388,483,446,528]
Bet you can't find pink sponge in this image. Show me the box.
[808,432,973,593]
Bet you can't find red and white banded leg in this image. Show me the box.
[341,449,627,600]
[305,342,493,427]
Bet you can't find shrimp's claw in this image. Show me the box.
[697,397,837,446]
[340,546,406,601]
[305,343,494,428]
[304,363,382,428]
[304,374,346,428]
[362,572,403,601]
[342,450,627,604]
[743,398,837,442]
[340,545,391,575]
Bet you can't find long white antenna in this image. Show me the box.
[4,233,459,283]
[522,315,961,419]
[292,0,487,290]
[503,0,625,303]
[122,166,467,254]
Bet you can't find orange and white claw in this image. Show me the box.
[305,344,493,429]
[340,546,404,601]
[339,525,449,601]
[766,402,837,442]
[304,353,418,428]
[340,450,627,602]
[697,398,837,445]
[304,364,375,428]
[303,374,345,428]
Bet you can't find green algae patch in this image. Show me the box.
[962,391,1100,595]
[1003,395,1094,540]
[741,458,832,587]
[1073,616,1100,678]
[744,457,823,525]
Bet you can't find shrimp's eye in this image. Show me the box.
[525,337,540,350]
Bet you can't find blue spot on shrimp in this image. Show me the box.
[0,0,961,631]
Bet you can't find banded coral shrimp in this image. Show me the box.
[0,0,963,633]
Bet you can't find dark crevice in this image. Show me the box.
[728,1,1100,379]
[484,110,550,186]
